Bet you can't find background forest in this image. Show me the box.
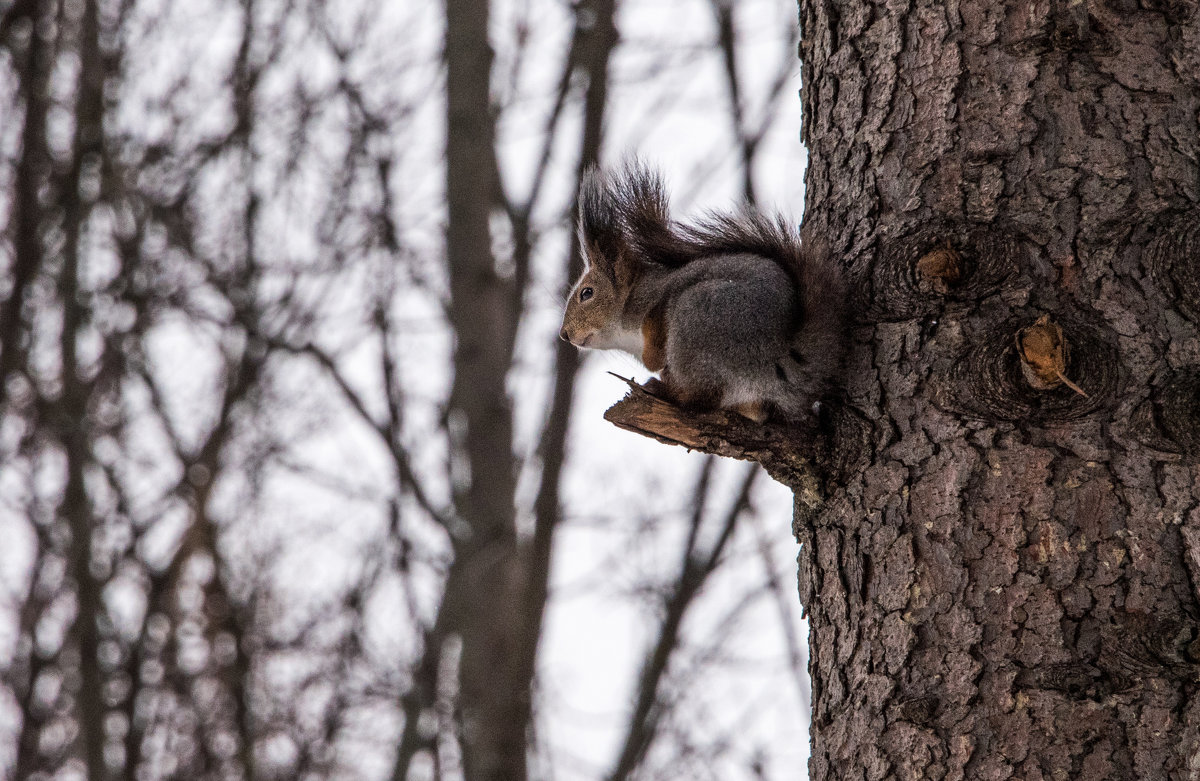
[0,0,815,778]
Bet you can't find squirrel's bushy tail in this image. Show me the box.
[781,240,848,420]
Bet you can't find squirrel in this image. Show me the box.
[559,161,847,424]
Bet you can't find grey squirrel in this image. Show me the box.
[559,161,847,424]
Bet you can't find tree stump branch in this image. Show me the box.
[601,375,830,493]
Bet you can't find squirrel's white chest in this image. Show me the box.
[589,322,645,357]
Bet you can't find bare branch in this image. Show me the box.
[270,337,456,531]
[607,463,759,781]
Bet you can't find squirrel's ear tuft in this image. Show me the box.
[614,160,670,230]
[578,166,624,272]
[613,160,689,267]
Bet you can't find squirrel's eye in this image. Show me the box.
[579,287,594,302]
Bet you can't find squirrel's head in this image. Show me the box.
[560,254,624,348]
[559,167,635,348]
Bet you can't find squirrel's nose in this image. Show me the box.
[559,326,570,342]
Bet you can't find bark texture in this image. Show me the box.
[795,0,1200,778]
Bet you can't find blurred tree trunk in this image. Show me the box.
[1,0,49,403]
[429,0,616,778]
[798,0,1200,777]
[442,0,527,775]
[7,4,54,774]
[60,2,107,776]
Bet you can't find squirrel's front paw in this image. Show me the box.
[641,377,671,398]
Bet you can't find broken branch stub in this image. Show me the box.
[601,374,827,489]
[1016,314,1089,398]
[914,241,962,293]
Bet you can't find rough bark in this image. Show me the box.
[796,0,1200,778]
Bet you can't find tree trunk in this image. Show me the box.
[442,0,530,776]
[797,0,1200,778]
